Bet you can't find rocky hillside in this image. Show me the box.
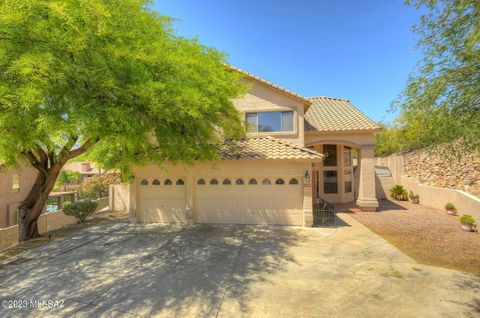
[403,146,480,197]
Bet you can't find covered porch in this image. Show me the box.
[306,140,378,211]
[303,96,381,212]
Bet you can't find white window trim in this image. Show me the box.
[244,108,298,137]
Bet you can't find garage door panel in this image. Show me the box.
[139,180,186,223]
[196,176,303,226]
[141,200,186,222]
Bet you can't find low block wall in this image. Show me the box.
[401,176,480,221]
[375,155,480,221]
[375,176,395,199]
[0,196,109,251]
[110,184,130,212]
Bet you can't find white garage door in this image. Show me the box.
[195,177,303,225]
[139,178,186,223]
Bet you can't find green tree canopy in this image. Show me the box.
[392,0,480,152]
[0,0,246,241]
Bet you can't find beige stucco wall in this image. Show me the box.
[0,163,38,228]
[234,81,308,147]
[132,160,314,225]
[401,176,480,221]
[0,196,109,250]
[305,131,375,148]
[375,155,480,220]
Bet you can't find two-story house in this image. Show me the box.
[129,67,381,226]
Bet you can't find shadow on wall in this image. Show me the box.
[0,223,306,317]
[375,175,395,200]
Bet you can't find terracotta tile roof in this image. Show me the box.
[229,65,312,105]
[305,96,380,132]
[219,137,323,160]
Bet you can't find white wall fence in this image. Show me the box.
[109,183,135,222]
[375,155,480,221]
[0,196,109,251]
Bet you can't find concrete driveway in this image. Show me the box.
[1,214,479,318]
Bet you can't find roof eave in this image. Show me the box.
[229,65,312,107]
[305,127,382,135]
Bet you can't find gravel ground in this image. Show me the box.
[348,200,480,273]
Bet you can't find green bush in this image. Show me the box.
[63,201,97,223]
[459,215,475,225]
[79,174,120,199]
[390,185,408,201]
[445,203,457,212]
[408,191,415,199]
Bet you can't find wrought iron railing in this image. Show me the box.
[313,199,337,227]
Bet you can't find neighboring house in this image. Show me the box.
[63,161,102,182]
[0,163,38,228]
[126,67,380,226]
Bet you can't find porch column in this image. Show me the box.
[129,182,138,223]
[303,166,314,226]
[356,146,379,211]
[185,176,194,224]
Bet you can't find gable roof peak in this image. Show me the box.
[228,65,312,105]
[308,96,350,102]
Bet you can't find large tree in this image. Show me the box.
[0,0,246,242]
[393,0,480,152]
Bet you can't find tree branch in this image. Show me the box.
[62,137,99,163]
[22,151,48,176]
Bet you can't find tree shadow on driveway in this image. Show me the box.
[0,222,307,317]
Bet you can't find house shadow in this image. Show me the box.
[0,222,307,317]
[334,199,408,214]
[451,274,480,317]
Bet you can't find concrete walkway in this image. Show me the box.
[0,214,479,317]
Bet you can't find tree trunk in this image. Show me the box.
[18,165,62,242]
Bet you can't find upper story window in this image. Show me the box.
[323,144,337,167]
[12,174,20,193]
[246,111,294,133]
[344,146,352,166]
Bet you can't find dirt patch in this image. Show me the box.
[0,210,127,262]
[350,200,480,274]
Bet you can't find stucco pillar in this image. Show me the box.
[356,146,379,211]
[303,166,314,226]
[185,176,194,224]
[129,182,138,223]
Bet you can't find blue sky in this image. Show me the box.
[152,0,425,123]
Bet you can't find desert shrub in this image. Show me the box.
[459,215,475,225]
[445,203,457,212]
[79,174,120,199]
[390,185,408,201]
[63,201,97,223]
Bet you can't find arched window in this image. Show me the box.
[210,178,219,185]
[262,178,271,185]
[164,179,172,185]
[152,179,161,186]
[197,178,206,185]
[248,178,257,185]
[176,179,185,185]
[222,178,231,185]
[289,178,299,185]
[275,178,285,185]
[236,178,245,185]
[140,179,148,186]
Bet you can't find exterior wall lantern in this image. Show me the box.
[304,170,310,183]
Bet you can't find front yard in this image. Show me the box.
[350,200,480,273]
[1,214,479,317]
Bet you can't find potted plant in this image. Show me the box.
[390,185,408,201]
[459,215,476,232]
[445,203,457,215]
[409,191,419,204]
